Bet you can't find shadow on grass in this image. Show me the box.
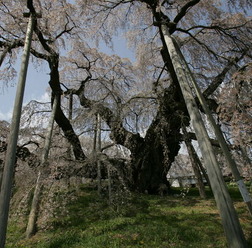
[45,231,82,248]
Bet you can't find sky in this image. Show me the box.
[0,35,135,122]
[0,61,50,121]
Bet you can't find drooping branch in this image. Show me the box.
[27,0,36,14]
[28,17,86,161]
[30,48,50,61]
[47,56,86,161]
[67,80,144,154]
[0,39,24,66]
[33,26,56,55]
[0,141,39,166]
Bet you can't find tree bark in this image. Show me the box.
[66,92,73,158]
[96,114,102,195]
[131,85,189,193]
[48,59,86,161]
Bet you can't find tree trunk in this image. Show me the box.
[96,114,102,195]
[48,57,86,161]
[107,163,112,204]
[130,85,189,193]
[66,92,73,158]
[54,104,86,161]
[75,74,189,194]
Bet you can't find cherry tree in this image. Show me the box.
[1,0,252,194]
[218,63,252,148]
[1,1,252,245]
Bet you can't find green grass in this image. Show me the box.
[5,185,252,248]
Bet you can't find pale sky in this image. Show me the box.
[0,61,50,121]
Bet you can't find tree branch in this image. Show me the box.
[171,0,200,33]
[0,39,24,66]
[203,52,247,97]
[70,81,144,152]
[185,132,234,150]
[27,0,36,14]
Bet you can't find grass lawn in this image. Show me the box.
[5,185,252,248]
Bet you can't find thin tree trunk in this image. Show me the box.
[95,114,102,195]
[67,92,73,158]
[161,24,247,247]
[183,127,206,199]
[239,146,252,178]
[107,163,112,205]
[26,95,58,238]
[0,162,3,192]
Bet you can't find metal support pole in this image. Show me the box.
[161,24,247,248]
[0,14,35,248]
[173,38,252,216]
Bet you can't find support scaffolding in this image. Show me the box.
[161,24,247,248]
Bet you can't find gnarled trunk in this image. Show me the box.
[130,85,189,193]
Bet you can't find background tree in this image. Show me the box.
[217,63,252,149]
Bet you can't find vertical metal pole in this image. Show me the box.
[161,24,247,248]
[173,37,252,216]
[0,14,35,248]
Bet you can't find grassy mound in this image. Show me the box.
[6,185,252,248]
